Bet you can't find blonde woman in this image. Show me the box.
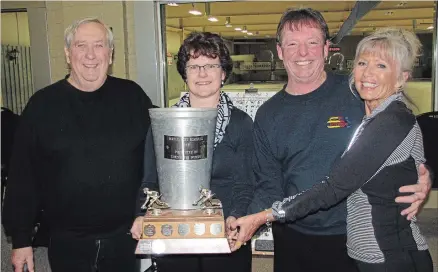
[231,28,433,272]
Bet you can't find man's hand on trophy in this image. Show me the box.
[226,216,238,248]
[130,216,144,240]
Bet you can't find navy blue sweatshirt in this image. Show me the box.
[2,76,153,248]
[250,73,364,235]
[139,107,255,219]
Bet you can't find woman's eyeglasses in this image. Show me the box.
[186,64,221,74]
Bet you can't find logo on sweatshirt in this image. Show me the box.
[327,116,350,128]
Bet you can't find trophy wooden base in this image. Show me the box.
[135,238,231,254]
[135,208,231,254]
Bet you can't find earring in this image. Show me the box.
[221,80,224,87]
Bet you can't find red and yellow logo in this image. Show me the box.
[327,116,350,128]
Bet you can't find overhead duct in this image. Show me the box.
[331,0,381,44]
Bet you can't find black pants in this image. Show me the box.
[356,249,433,272]
[154,243,252,272]
[48,231,137,272]
[273,223,358,272]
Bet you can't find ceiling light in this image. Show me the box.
[427,25,434,30]
[189,3,202,16]
[396,1,407,7]
[225,17,232,27]
[247,32,253,36]
[204,3,217,22]
[265,35,271,38]
[189,10,202,16]
[242,26,248,33]
[234,27,242,31]
[167,3,178,6]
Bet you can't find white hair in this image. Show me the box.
[64,17,114,49]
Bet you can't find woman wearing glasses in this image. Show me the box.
[131,32,253,272]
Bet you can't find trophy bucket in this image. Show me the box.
[149,108,217,210]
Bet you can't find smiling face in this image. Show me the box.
[353,52,407,114]
[277,24,329,85]
[64,22,113,91]
[185,54,225,99]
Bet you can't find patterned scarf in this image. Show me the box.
[173,91,234,149]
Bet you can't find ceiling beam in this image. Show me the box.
[166,7,433,19]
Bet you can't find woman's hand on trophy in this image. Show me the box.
[130,216,144,240]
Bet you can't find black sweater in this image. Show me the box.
[139,107,255,219]
[2,76,153,249]
[250,73,365,235]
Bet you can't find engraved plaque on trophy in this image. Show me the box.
[135,108,230,255]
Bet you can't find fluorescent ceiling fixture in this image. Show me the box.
[189,3,202,16]
[427,25,434,30]
[208,17,219,22]
[396,1,407,7]
[167,3,178,6]
[189,9,202,15]
[242,26,248,33]
[234,27,242,31]
[247,32,253,36]
[225,24,232,27]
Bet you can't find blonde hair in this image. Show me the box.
[64,17,114,49]
[349,28,422,91]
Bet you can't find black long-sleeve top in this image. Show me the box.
[272,94,429,262]
[2,76,153,249]
[138,107,255,219]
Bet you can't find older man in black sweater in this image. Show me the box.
[2,18,153,272]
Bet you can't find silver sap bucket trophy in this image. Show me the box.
[149,108,217,209]
[135,108,230,255]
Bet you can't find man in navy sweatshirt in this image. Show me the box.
[247,8,432,272]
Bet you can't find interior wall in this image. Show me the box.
[1,2,51,93]
[1,12,30,46]
[166,30,185,104]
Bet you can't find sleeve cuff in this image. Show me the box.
[272,201,286,222]
[229,210,244,219]
[12,232,33,249]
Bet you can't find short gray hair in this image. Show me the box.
[349,28,422,90]
[64,17,114,49]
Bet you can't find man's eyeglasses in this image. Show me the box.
[185,64,221,74]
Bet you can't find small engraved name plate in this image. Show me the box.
[178,224,190,236]
[161,224,173,236]
[144,224,156,237]
[210,223,222,236]
[194,223,206,236]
